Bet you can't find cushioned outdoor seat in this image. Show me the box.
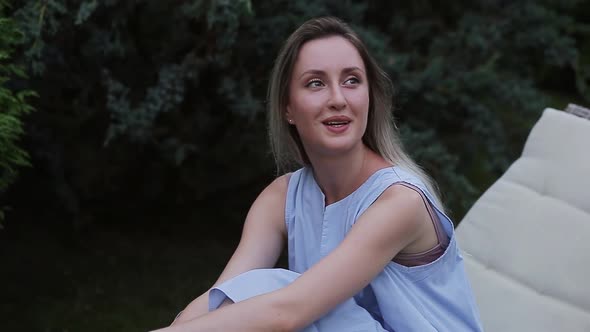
[456,106,590,331]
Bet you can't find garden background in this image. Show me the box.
[0,0,588,331]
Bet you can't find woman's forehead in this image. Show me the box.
[292,36,365,75]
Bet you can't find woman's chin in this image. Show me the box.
[310,139,363,158]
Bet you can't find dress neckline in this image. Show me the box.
[310,166,395,210]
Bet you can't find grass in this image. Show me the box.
[0,222,238,332]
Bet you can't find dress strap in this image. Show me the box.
[390,182,449,267]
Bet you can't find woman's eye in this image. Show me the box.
[306,79,324,88]
[344,77,360,85]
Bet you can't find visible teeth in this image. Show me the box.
[326,121,348,125]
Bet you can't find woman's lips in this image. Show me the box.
[323,120,351,133]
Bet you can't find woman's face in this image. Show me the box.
[286,36,370,160]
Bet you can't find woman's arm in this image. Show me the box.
[170,174,290,325]
[154,184,431,331]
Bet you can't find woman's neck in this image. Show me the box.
[309,144,391,205]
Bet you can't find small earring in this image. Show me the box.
[288,119,294,124]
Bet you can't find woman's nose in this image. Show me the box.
[328,86,346,110]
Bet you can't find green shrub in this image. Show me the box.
[0,2,36,226]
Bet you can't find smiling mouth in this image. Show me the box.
[323,120,351,127]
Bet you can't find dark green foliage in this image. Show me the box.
[4,0,589,228]
[369,0,590,212]
[1,1,589,331]
[0,2,36,225]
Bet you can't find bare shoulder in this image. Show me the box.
[244,173,292,231]
[371,183,437,254]
[256,173,291,203]
[355,183,430,246]
[376,183,427,217]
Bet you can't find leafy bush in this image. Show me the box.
[0,1,36,225]
[5,0,589,226]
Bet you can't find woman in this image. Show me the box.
[151,17,483,331]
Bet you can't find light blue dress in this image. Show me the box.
[209,166,483,331]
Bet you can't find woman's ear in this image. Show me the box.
[286,106,294,124]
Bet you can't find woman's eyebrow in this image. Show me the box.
[298,66,365,79]
[298,69,325,79]
[341,66,365,74]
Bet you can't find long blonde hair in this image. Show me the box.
[267,16,444,209]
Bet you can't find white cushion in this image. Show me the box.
[456,108,590,332]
